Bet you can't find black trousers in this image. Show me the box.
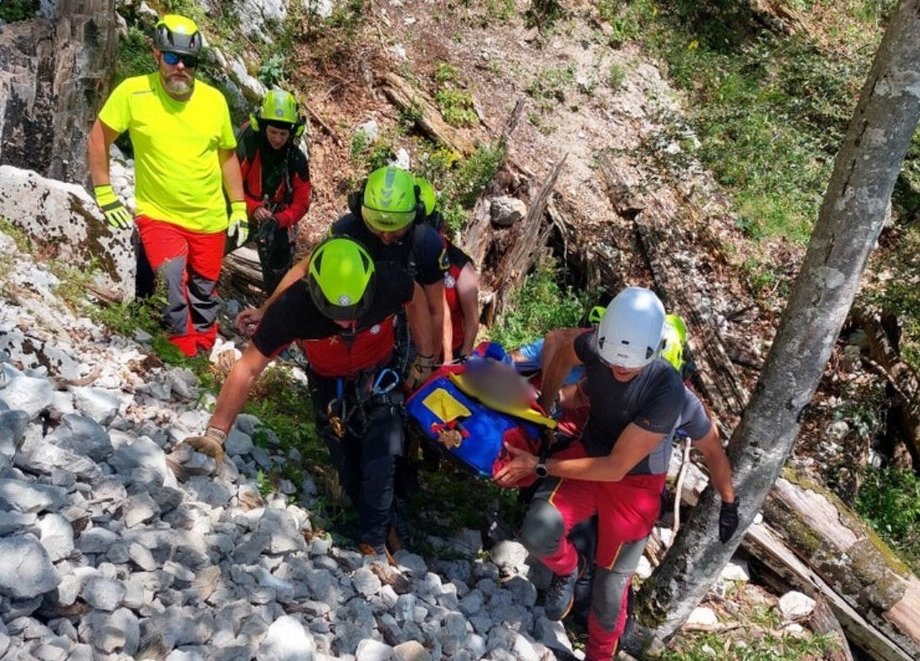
[309,370,406,548]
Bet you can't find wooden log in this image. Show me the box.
[811,596,856,661]
[667,454,916,660]
[856,308,920,468]
[378,72,477,157]
[483,153,568,324]
[598,155,750,428]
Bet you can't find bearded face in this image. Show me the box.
[156,51,196,100]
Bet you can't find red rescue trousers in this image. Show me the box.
[137,216,225,357]
[523,442,665,660]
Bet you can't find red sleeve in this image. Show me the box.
[274,173,311,229]
[239,154,262,217]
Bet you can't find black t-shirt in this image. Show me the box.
[575,332,684,474]
[331,213,448,286]
[445,241,471,270]
[252,264,414,358]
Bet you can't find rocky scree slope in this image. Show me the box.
[0,227,577,660]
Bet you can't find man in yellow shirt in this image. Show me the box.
[87,14,247,357]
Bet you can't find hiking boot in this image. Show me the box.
[543,555,586,621]
[358,542,397,567]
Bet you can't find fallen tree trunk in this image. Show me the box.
[378,72,477,157]
[599,156,750,429]
[481,153,568,325]
[669,455,917,660]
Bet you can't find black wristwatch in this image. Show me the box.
[535,462,549,478]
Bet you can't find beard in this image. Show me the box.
[163,74,194,98]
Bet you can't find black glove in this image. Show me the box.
[719,498,740,543]
[254,218,279,246]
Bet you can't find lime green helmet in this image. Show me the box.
[260,89,299,127]
[306,237,377,321]
[414,177,438,217]
[661,313,688,373]
[154,15,202,56]
[587,305,606,326]
[361,166,418,232]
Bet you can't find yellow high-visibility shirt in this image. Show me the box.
[98,73,237,233]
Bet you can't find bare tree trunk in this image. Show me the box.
[0,1,116,183]
[631,0,920,652]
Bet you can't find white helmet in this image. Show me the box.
[597,287,665,369]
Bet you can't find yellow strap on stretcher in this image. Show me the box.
[422,388,472,422]
[447,373,557,429]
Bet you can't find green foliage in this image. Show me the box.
[242,366,326,463]
[420,143,505,232]
[592,0,885,246]
[116,26,156,84]
[526,65,576,106]
[255,469,273,497]
[318,0,365,35]
[0,0,37,22]
[435,88,478,127]
[608,63,626,90]
[0,218,31,254]
[661,630,840,660]
[857,467,920,571]
[483,0,515,21]
[433,62,478,128]
[491,257,586,349]
[257,52,287,87]
[91,296,164,339]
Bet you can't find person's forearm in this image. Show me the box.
[87,121,112,187]
[538,330,581,411]
[208,356,264,431]
[221,151,245,203]
[698,441,736,503]
[425,284,445,360]
[406,284,434,357]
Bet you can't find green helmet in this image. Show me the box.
[154,14,202,56]
[260,89,299,127]
[661,313,688,374]
[307,237,376,322]
[361,166,418,232]
[587,305,606,326]
[414,177,437,217]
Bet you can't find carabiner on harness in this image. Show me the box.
[372,368,400,395]
[327,378,347,439]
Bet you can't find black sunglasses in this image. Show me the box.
[161,51,199,68]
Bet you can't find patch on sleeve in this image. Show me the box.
[438,248,449,271]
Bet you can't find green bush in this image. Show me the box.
[491,257,586,349]
[857,466,920,571]
[0,0,38,22]
[116,26,156,83]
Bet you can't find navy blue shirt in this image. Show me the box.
[331,213,448,286]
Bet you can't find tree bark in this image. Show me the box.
[632,0,920,653]
[0,1,117,184]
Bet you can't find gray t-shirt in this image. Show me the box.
[575,333,684,474]
[650,386,713,474]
